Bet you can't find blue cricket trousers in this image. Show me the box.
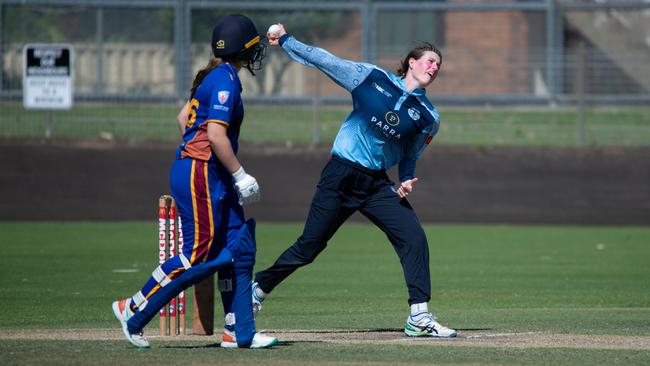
[255,155,431,305]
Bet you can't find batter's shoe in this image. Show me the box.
[220,329,278,349]
[251,281,265,318]
[404,312,457,338]
[220,328,237,348]
[112,299,150,348]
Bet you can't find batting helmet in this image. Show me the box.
[211,14,267,74]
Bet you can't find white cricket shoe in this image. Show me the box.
[112,299,150,348]
[251,281,265,318]
[404,312,457,338]
[220,329,278,349]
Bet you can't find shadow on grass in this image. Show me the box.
[266,328,493,333]
[160,341,310,349]
[160,342,221,349]
[456,328,493,331]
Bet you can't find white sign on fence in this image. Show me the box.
[23,44,73,109]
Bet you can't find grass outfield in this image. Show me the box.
[2,103,649,146]
[1,222,649,365]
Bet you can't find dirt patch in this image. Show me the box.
[2,328,649,350]
[267,329,650,350]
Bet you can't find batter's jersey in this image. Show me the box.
[179,62,244,162]
[280,35,439,182]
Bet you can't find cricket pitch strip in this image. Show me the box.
[1,328,649,350]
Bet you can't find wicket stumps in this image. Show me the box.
[158,195,186,336]
[158,195,215,336]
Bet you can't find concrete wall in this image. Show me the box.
[1,141,648,225]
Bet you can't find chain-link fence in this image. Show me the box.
[1,0,649,146]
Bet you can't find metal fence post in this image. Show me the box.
[546,0,560,104]
[0,3,4,92]
[45,111,53,139]
[95,7,104,94]
[576,41,586,146]
[312,71,321,146]
[174,0,189,99]
[361,0,373,63]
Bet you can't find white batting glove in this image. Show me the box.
[232,167,260,205]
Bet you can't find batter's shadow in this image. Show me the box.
[160,341,299,350]
[266,327,494,333]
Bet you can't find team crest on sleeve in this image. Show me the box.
[218,91,230,104]
[408,108,421,121]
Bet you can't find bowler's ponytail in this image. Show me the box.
[190,58,223,98]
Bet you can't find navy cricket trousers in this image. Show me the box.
[255,155,431,305]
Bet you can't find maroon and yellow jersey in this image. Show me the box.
[179,62,243,162]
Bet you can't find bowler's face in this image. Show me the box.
[409,51,441,88]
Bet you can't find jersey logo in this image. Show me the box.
[372,82,393,98]
[385,111,400,126]
[213,104,230,112]
[371,115,401,140]
[218,91,230,104]
[408,108,420,121]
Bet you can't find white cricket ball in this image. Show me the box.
[267,24,281,37]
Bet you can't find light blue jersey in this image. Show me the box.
[281,35,439,182]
